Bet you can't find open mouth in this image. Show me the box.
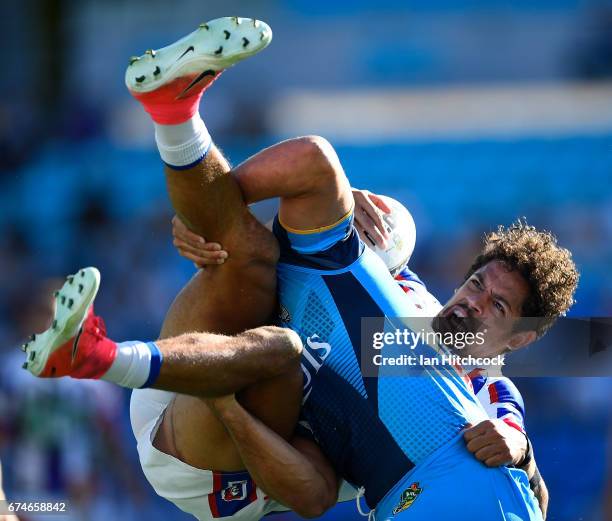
[433,305,484,337]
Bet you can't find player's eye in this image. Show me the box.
[471,278,482,290]
[494,301,506,315]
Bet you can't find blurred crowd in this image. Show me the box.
[1,0,611,520]
[0,137,610,520]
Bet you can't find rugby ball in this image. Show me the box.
[366,196,416,275]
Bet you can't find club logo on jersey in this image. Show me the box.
[222,481,248,502]
[392,482,423,514]
[209,472,258,518]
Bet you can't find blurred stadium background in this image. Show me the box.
[1,0,611,520]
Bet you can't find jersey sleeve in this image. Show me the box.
[469,372,526,433]
[272,208,363,270]
[394,266,426,292]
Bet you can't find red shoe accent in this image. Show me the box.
[39,307,117,380]
[130,72,222,125]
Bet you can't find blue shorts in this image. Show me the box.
[374,433,543,521]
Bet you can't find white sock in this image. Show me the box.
[154,113,212,168]
[102,341,163,388]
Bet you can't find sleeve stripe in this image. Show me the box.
[488,380,525,418]
[502,418,525,433]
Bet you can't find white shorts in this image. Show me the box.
[130,389,282,521]
[130,389,359,520]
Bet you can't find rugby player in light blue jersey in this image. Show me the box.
[23,17,576,521]
[354,191,549,517]
[173,191,550,519]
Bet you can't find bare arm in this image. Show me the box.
[209,395,339,518]
[517,441,549,519]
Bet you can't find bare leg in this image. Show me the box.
[156,360,304,471]
[232,135,353,230]
[119,24,335,501]
[160,146,279,340]
[122,26,348,474]
[155,135,351,391]
[25,136,346,473]
[24,137,348,471]
[25,18,311,477]
[156,135,352,472]
[152,327,301,397]
[155,142,301,470]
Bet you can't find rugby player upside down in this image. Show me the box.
[22,17,575,520]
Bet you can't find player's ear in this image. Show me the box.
[506,330,537,352]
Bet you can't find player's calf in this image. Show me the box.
[126,16,275,252]
[22,268,302,397]
[126,16,281,340]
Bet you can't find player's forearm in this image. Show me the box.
[154,326,302,397]
[527,465,548,519]
[213,399,338,518]
[517,441,548,519]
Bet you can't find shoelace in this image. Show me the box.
[355,487,375,521]
[89,315,107,339]
[72,313,107,363]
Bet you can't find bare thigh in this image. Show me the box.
[154,258,303,471]
[158,361,303,471]
[152,149,301,471]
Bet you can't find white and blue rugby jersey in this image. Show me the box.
[394,266,527,433]
[272,210,486,507]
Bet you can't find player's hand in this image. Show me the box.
[463,419,527,467]
[352,189,391,249]
[172,215,228,268]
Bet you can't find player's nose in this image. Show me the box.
[464,293,485,316]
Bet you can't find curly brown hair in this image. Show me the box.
[465,219,579,338]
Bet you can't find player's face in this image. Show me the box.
[434,260,536,356]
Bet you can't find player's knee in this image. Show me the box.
[242,326,302,371]
[224,214,279,285]
[267,326,303,361]
[243,215,280,265]
[298,135,344,187]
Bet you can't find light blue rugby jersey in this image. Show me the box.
[272,210,486,508]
